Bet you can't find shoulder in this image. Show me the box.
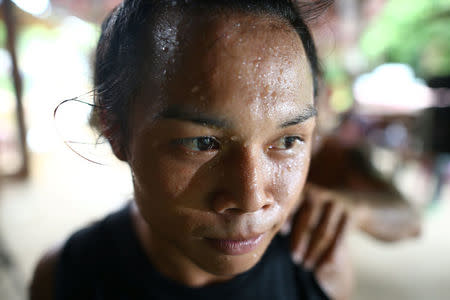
[29,221,105,300]
[30,204,131,300]
[60,204,131,265]
[30,245,61,300]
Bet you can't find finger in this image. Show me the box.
[290,192,322,263]
[279,220,291,236]
[290,194,313,261]
[282,186,309,236]
[303,201,341,270]
[315,210,349,270]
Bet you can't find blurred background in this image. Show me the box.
[0,0,449,299]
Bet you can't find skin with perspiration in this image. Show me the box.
[123,14,316,287]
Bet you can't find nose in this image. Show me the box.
[212,146,274,215]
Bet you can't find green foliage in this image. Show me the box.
[360,0,450,78]
[0,21,5,48]
[0,21,11,92]
[0,72,13,91]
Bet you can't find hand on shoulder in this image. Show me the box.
[288,184,353,300]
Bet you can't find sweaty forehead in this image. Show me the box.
[141,12,314,126]
[179,13,306,69]
[197,13,301,50]
[175,14,311,97]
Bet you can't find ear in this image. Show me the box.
[99,111,128,162]
[107,128,128,162]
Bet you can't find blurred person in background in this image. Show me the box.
[419,76,450,206]
[309,112,422,242]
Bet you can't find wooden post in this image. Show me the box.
[2,0,28,179]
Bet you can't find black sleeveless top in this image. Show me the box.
[55,204,329,300]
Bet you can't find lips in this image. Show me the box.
[205,234,265,255]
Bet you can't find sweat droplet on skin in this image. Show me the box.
[286,163,293,171]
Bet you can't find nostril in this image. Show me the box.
[212,190,274,214]
[262,203,272,210]
[222,207,244,215]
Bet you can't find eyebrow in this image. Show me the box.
[157,106,229,129]
[157,104,317,129]
[280,105,317,128]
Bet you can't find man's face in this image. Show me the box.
[127,14,316,280]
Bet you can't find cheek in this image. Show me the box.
[130,138,212,205]
[157,159,200,198]
[131,148,211,236]
[134,155,198,200]
[270,150,310,205]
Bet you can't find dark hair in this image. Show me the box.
[92,0,332,154]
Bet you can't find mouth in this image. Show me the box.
[205,233,265,255]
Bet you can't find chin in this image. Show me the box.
[201,253,262,277]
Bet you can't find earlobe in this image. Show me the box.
[110,136,128,162]
[104,125,127,162]
[99,111,128,162]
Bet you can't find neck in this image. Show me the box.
[130,202,233,287]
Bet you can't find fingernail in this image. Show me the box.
[292,252,303,264]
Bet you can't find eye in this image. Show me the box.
[175,136,220,152]
[269,136,304,150]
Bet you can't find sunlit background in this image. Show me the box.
[0,0,449,299]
